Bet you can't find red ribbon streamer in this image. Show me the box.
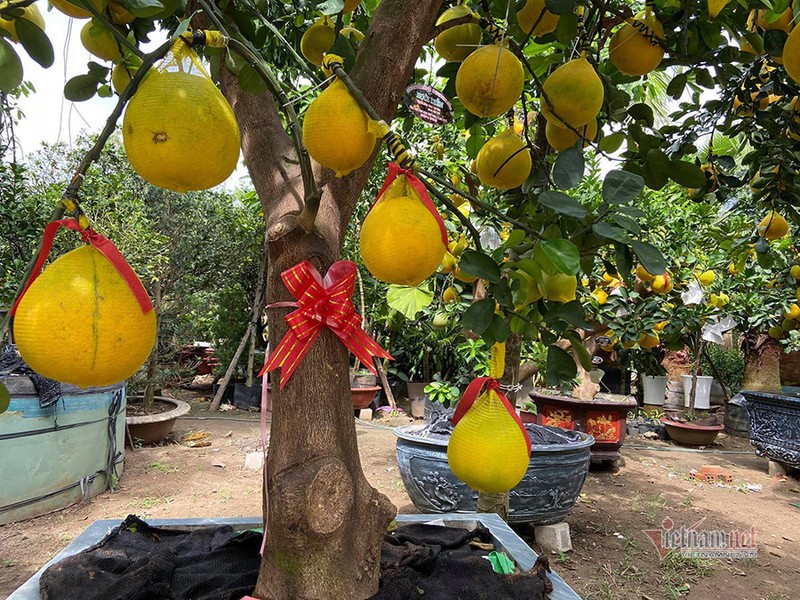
[369,162,448,247]
[259,260,392,389]
[10,219,153,316]
[452,377,532,456]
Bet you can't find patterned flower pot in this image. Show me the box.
[394,424,593,524]
[741,390,800,467]
[528,391,638,462]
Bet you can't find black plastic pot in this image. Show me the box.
[741,390,800,467]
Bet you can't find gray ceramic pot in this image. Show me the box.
[741,390,800,467]
[394,423,593,524]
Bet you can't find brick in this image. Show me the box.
[534,522,572,553]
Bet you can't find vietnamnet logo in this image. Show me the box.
[643,517,757,560]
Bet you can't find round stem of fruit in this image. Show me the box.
[75,0,144,59]
[418,175,483,252]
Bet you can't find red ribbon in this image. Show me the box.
[259,260,392,389]
[452,377,532,456]
[369,162,448,247]
[10,219,153,316]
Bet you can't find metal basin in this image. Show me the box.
[394,423,594,524]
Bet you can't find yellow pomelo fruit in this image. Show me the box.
[609,11,665,76]
[545,118,598,151]
[541,57,604,129]
[343,0,359,13]
[592,287,608,305]
[80,19,122,61]
[456,44,525,117]
[443,286,460,303]
[791,265,800,279]
[654,321,667,332]
[783,318,797,331]
[475,129,531,189]
[651,273,672,293]
[796,288,800,303]
[13,245,156,387]
[707,0,730,19]
[512,270,543,308]
[300,16,335,66]
[622,339,636,349]
[769,325,785,339]
[0,2,45,42]
[517,0,559,37]
[111,60,139,94]
[756,7,793,32]
[303,79,377,177]
[440,251,458,274]
[360,195,445,286]
[602,271,617,284]
[108,1,135,24]
[758,210,789,240]
[638,332,660,349]
[454,266,478,283]
[434,4,481,62]
[710,293,729,308]
[785,303,800,320]
[784,25,800,83]
[540,271,577,303]
[50,0,105,19]
[448,389,530,493]
[123,69,241,192]
[636,265,656,282]
[697,270,716,286]
[340,27,364,44]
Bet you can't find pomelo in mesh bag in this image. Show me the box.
[540,55,603,129]
[608,9,665,76]
[474,129,531,189]
[13,245,156,388]
[359,168,446,286]
[122,42,240,192]
[303,78,380,177]
[456,43,524,117]
[448,384,531,494]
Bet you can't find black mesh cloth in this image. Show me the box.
[39,517,551,600]
[0,343,61,408]
[39,515,262,600]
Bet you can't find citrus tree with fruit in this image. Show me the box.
[4,0,800,597]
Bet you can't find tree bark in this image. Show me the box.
[215,2,444,597]
[740,329,782,392]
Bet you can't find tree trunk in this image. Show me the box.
[740,329,782,392]
[143,278,162,412]
[214,2,444,597]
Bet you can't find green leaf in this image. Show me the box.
[666,72,687,99]
[610,213,641,236]
[126,0,165,17]
[545,0,576,15]
[0,382,9,414]
[630,240,666,275]
[483,314,510,346]
[558,301,592,330]
[463,299,495,335]
[669,160,706,188]
[318,0,345,14]
[64,74,99,102]
[329,33,356,72]
[537,190,587,219]
[603,170,644,204]
[592,222,630,244]
[552,146,584,189]
[627,103,654,127]
[465,130,483,159]
[598,132,625,153]
[537,239,580,275]
[565,332,593,371]
[15,18,53,68]
[459,250,501,283]
[386,283,433,320]
[545,345,577,387]
[0,38,23,92]
[238,62,268,96]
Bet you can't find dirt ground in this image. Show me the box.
[1,394,799,600]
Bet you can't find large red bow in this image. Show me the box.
[452,377,531,455]
[259,260,392,388]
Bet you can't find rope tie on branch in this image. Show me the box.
[479,18,505,43]
[179,29,229,49]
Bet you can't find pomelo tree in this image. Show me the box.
[3,0,800,598]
